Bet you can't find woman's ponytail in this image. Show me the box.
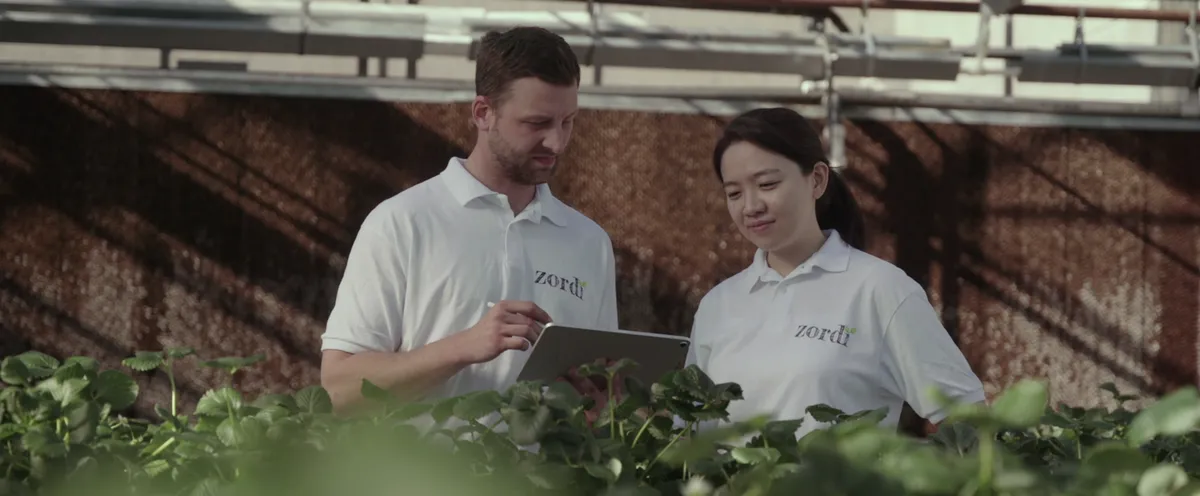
[816,168,866,250]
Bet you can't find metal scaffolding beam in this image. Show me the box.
[0,0,1197,147]
[0,0,1194,87]
[1,61,1195,121]
[555,0,1200,23]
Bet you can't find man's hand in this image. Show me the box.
[451,300,551,365]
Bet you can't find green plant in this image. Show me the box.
[2,349,1200,496]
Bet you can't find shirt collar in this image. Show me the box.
[439,157,569,227]
[742,229,852,293]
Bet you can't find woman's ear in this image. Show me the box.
[811,162,830,201]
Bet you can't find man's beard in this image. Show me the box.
[489,131,556,186]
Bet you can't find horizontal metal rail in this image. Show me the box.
[552,0,1200,23]
[2,61,1196,121]
[0,0,1196,88]
[1012,51,1200,87]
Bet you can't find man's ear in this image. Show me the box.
[471,95,492,131]
[811,162,830,200]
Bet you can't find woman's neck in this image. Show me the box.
[766,228,828,277]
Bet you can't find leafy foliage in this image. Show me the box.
[2,349,1200,496]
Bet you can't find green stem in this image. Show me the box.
[165,362,177,417]
[149,437,176,458]
[6,456,31,474]
[607,375,616,441]
[978,430,995,492]
[5,443,24,478]
[213,461,229,481]
[646,422,693,474]
[1046,440,1071,460]
[630,417,654,448]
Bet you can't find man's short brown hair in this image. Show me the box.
[474,27,581,105]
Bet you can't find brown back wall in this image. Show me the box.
[1,86,1197,422]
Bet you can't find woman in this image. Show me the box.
[685,107,985,438]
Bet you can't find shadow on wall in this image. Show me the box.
[2,82,1197,437]
[0,84,464,416]
[612,244,703,337]
[841,118,1200,434]
[1083,129,1200,394]
[841,119,991,438]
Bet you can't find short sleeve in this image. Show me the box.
[321,223,406,354]
[684,318,710,370]
[880,288,986,423]
[595,236,620,330]
[679,299,717,432]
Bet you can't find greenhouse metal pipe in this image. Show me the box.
[2,62,1195,120]
[575,0,1198,23]
[581,84,1200,118]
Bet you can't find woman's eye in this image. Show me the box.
[759,182,779,189]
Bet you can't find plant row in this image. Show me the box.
[2,349,1200,496]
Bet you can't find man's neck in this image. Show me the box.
[463,152,537,214]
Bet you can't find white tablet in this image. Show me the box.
[515,324,691,386]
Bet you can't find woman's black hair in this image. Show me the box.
[712,107,866,250]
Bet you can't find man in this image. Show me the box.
[319,26,619,413]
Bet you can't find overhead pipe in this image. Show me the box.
[561,0,1198,23]
[6,61,1193,120]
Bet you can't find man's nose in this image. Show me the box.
[543,126,568,153]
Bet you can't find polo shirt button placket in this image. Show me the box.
[769,282,789,334]
[495,195,519,300]
[502,221,523,299]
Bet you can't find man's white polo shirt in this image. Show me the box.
[686,230,985,437]
[321,157,619,400]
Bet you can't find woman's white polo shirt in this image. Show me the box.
[686,230,985,437]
